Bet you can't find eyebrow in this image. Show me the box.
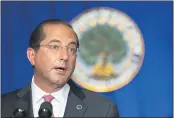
[68,42,77,47]
[49,39,60,43]
[49,39,77,47]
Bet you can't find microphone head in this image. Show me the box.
[39,101,53,118]
[13,100,28,117]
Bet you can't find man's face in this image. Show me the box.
[32,23,77,87]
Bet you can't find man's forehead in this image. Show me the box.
[43,23,76,36]
[42,23,78,44]
[43,23,72,32]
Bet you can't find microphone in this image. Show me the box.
[38,101,53,118]
[13,100,28,118]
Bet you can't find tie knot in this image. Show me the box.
[43,95,54,102]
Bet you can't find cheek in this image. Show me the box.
[35,52,54,69]
[69,58,76,69]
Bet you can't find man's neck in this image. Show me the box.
[33,75,62,93]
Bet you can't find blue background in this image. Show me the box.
[2,1,173,117]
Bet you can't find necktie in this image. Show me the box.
[43,95,54,118]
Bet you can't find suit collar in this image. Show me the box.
[16,79,87,117]
[64,80,87,117]
[17,83,34,117]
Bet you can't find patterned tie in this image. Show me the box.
[43,95,54,118]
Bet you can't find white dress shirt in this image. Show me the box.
[31,76,70,117]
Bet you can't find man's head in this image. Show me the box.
[27,19,79,90]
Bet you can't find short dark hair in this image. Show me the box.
[29,19,79,51]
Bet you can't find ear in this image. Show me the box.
[27,48,36,66]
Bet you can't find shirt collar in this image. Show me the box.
[31,76,46,104]
[51,83,70,103]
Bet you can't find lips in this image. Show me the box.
[55,67,66,71]
[54,66,67,74]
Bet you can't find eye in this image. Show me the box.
[50,44,59,50]
[68,47,77,53]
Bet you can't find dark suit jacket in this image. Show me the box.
[2,80,119,117]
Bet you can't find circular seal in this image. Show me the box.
[70,7,145,92]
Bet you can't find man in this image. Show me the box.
[2,19,119,117]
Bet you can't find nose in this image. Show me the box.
[59,46,69,61]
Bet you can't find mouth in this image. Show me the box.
[54,66,67,73]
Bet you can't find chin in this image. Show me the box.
[50,73,70,84]
[51,78,66,85]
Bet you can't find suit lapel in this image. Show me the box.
[64,80,87,117]
[17,83,34,117]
